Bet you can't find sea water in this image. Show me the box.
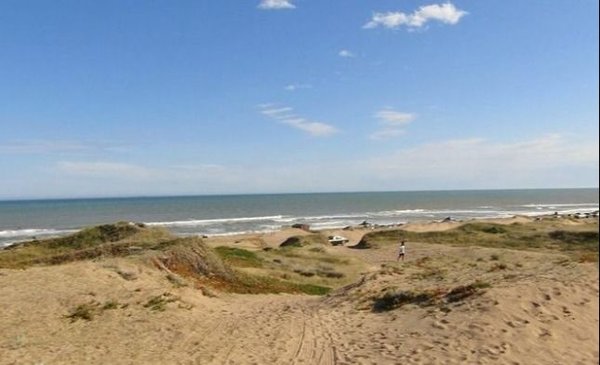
[0,188,597,247]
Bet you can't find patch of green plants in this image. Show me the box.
[292,282,332,295]
[279,234,328,248]
[221,272,331,295]
[214,246,263,268]
[0,223,175,269]
[359,220,598,255]
[548,230,599,251]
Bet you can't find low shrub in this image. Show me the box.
[214,246,263,268]
[66,302,100,322]
[373,290,436,312]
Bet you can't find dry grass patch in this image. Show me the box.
[359,220,598,257]
[144,293,179,312]
[372,280,491,312]
[0,222,174,269]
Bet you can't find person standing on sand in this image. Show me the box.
[397,241,406,261]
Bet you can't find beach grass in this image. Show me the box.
[0,223,173,269]
[214,246,264,268]
[360,220,598,255]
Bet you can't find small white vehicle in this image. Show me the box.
[328,235,349,246]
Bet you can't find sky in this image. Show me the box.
[0,0,598,199]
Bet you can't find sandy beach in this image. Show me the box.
[0,215,598,365]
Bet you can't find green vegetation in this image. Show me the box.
[1,223,343,297]
[279,234,328,248]
[214,246,263,268]
[0,222,173,269]
[360,221,599,256]
[222,272,332,295]
[548,230,599,251]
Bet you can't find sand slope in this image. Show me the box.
[1,228,598,365]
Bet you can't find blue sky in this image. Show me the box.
[0,0,598,199]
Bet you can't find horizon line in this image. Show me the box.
[1,186,598,203]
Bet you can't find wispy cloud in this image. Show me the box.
[260,106,294,118]
[338,49,355,58]
[280,118,338,137]
[375,110,416,126]
[258,0,295,10]
[284,83,312,91]
[258,104,338,137]
[57,161,155,179]
[0,140,128,154]
[38,134,598,197]
[0,140,88,154]
[370,109,416,140]
[364,134,599,187]
[364,2,467,30]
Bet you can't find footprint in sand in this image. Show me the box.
[578,298,591,306]
[538,328,552,338]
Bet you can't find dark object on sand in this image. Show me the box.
[291,223,311,231]
[349,236,378,249]
[280,236,303,247]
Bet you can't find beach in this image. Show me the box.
[1,189,598,248]
[0,213,598,365]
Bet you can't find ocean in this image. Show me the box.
[0,188,598,248]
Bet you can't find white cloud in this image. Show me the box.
[0,140,127,154]
[338,49,355,58]
[281,118,338,137]
[375,110,416,126]
[370,109,416,140]
[258,0,295,10]
[13,134,595,199]
[284,83,312,91]
[364,134,599,187]
[260,106,294,118]
[364,2,467,30]
[258,104,338,137]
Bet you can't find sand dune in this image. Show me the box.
[0,218,598,365]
